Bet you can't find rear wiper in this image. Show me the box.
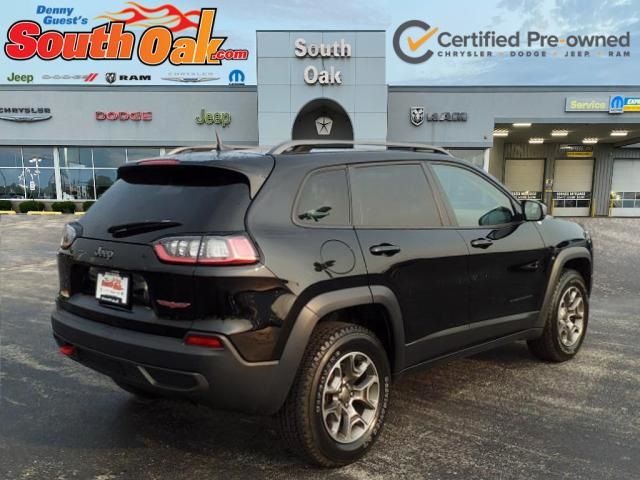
[107,220,182,238]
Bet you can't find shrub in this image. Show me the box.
[0,200,12,210]
[19,200,45,213]
[51,201,77,214]
[83,200,95,212]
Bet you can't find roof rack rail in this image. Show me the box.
[167,130,260,155]
[268,140,453,156]
[167,145,219,155]
[166,144,256,155]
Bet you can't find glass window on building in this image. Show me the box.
[60,168,95,200]
[2,146,168,200]
[0,147,25,199]
[20,147,56,199]
[92,147,127,168]
[126,147,162,163]
[60,147,93,200]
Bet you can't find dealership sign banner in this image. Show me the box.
[1,1,252,86]
[0,0,638,86]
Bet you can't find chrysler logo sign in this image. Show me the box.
[0,107,52,122]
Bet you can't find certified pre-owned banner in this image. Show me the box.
[1,0,638,86]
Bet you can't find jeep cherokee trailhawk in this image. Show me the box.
[52,140,593,466]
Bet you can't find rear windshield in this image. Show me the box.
[80,166,251,239]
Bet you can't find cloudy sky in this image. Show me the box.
[1,0,639,85]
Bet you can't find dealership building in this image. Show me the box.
[1,29,640,217]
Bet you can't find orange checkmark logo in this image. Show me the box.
[407,27,439,51]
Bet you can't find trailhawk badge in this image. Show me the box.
[410,106,424,126]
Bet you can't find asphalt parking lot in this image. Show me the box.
[1,215,639,480]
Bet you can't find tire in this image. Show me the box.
[113,379,160,403]
[528,269,589,362]
[277,321,391,467]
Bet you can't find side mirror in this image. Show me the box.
[522,200,547,221]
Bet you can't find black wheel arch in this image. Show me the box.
[537,246,592,329]
[269,286,405,414]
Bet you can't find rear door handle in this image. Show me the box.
[470,238,493,249]
[369,243,401,256]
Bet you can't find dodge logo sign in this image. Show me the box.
[96,111,152,121]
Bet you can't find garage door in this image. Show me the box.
[504,159,544,201]
[611,159,640,217]
[552,158,594,217]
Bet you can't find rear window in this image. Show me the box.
[80,166,251,239]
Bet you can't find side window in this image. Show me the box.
[350,164,442,228]
[296,168,349,225]
[432,164,516,227]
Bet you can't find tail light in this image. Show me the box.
[153,235,258,265]
[61,222,82,249]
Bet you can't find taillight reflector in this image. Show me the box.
[60,344,76,356]
[153,235,258,266]
[184,334,224,349]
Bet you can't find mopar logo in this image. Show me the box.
[94,246,114,260]
[228,69,245,85]
[609,95,625,114]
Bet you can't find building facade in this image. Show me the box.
[1,29,639,217]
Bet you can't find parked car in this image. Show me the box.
[52,140,593,466]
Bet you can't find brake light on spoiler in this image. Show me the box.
[137,158,181,166]
[153,235,258,265]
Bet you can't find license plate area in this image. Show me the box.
[95,271,130,307]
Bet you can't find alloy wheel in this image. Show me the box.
[557,286,585,348]
[321,351,380,444]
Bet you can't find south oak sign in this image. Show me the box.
[3,8,248,66]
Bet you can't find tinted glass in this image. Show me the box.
[80,166,252,241]
[94,170,117,197]
[432,164,515,227]
[61,169,95,200]
[350,164,441,228]
[0,168,26,198]
[450,149,486,169]
[59,147,92,168]
[22,147,54,168]
[93,147,126,168]
[0,147,22,168]
[296,169,349,225]
[26,168,56,199]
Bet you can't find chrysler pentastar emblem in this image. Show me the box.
[410,106,424,126]
[315,116,333,135]
[94,246,114,260]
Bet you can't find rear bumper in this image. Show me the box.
[51,307,291,415]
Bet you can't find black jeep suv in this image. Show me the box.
[52,140,593,466]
